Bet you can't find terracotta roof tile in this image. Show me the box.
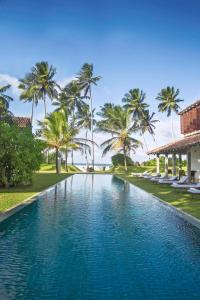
[179,99,200,115]
[13,117,31,128]
[148,132,200,155]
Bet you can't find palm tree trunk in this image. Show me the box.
[31,97,34,129]
[71,105,75,166]
[55,148,59,174]
[43,94,47,117]
[89,86,94,170]
[85,129,89,169]
[65,148,68,172]
[171,113,175,141]
[71,150,74,165]
[124,145,127,172]
[43,94,49,164]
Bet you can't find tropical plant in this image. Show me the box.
[111,153,134,167]
[156,86,183,140]
[31,61,59,117]
[77,63,101,169]
[122,88,149,119]
[97,105,142,171]
[0,85,13,122]
[18,73,39,126]
[0,122,43,187]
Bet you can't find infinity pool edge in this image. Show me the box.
[0,176,72,224]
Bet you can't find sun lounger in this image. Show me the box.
[150,174,168,182]
[188,187,200,194]
[138,171,152,178]
[171,176,188,187]
[158,175,178,184]
[172,180,200,189]
[131,171,149,177]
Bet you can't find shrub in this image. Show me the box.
[111,153,134,167]
[0,123,44,187]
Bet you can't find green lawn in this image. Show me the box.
[118,173,200,220]
[39,163,81,173]
[0,173,71,212]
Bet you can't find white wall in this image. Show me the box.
[191,145,200,181]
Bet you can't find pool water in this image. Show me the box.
[0,174,200,299]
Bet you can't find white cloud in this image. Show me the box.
[0,73,20,97]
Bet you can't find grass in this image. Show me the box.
[117,173,200,220]
[39,163,81,173]
[0,173,71,212]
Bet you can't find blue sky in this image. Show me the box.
[1,0,200,163]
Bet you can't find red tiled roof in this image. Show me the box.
[148,132,200,155]
[179,99,200,115]
[13,117,31,128]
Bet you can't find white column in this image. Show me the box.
[178,153,182,179]
[187,151,191,183]
[172,153,176,176]
[165,154,168,177]
[156,154,160,175]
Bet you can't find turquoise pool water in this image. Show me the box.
[0,174,200,299]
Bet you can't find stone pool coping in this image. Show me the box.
[0,177,70,224]
[117,175,200,230]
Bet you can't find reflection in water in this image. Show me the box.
[0,174,200,300]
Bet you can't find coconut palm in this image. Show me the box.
[39,110,92,173]
[139,110,159,136]
[39,111,66,174]
[77,63,101,169]
[97,105,142,171]
[137,110,159,151]
[96,103,116,134]
[77,104,96,169]
[0,85,13,121]
[53,80,86,164]
[156,86,183,140]
[31,61,59,117]
[122,89,149,120]
[18,73,39,127]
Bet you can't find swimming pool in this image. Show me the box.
[0,174,200,299]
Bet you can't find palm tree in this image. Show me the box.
[0,85,13,121]
[122,88,149,119]
[77,104,96,169]
[137,110,159,151]
[39,111,66,174]
[97,105,142,171]
[77,63,101,169]
[96,103,116,134]
[54,80,85,164]
[156,86,183,140]
[31,61,59,117]
[18,73,39,127]
[39,110,92,173]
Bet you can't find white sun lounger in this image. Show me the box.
[188,187,200,194]
[158,175,178,184]
[132,171,149,177]
[172,180,200,189]
[138,171,151,178]
[150,174,168,182]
